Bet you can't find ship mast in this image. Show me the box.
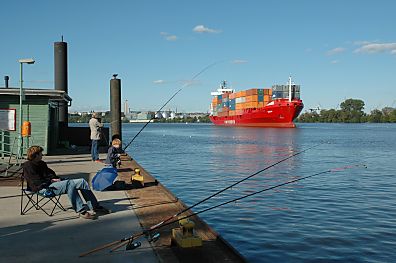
[211,80,234,95]
[288,76,292,102]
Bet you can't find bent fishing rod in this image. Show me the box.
[146,142,323,231]
[123,61,222,151]
[106,164,367,253]
[111,163,368,253]
[80,142,324,257]
[81,163,366,256]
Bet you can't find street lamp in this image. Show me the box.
[18,58,35,159]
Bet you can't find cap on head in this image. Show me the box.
[92,112,98,118]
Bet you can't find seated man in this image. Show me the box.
[23,146,110,219]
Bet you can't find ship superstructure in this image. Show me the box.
[209,77,304,128]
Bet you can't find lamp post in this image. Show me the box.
[18,58,35,158]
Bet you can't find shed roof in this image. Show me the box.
[0,87,72,102]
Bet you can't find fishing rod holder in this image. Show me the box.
[171,217,202,248]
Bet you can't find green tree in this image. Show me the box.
[367,109,383,123]
[386,108,396,123]
[339,99,365,123]
[319,109,340,122]
[297,112,320,122]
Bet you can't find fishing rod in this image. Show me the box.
[80,142,323,257]
[107,164,368,253]
[107,164,367,252]
[123,61,222,151]
[136,163,367,233]
[99,128,109,146]
[81,163,366,256]
[145,142,323,232]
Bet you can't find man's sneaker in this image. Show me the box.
[95,160,104,163]
[80,211,97,220]
[94,205,111,215]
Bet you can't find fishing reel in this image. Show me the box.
[125,232,160,251]
[126,239,141,251]
[147,232,160,243]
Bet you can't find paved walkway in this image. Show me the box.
[0,154,159,263]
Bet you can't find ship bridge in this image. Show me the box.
[211,80,234,96]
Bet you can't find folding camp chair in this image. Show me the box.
[20,173,67,216]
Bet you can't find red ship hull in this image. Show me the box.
[210,99,304,128]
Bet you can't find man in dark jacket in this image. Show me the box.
[23,146,110,219]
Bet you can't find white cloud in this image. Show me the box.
[160,32,178,41]
[354,42,396,54]
[153,79,166,84]
[331,60,339,64]
[231,59,248,64]
[353,40,374,46]
[165,35,177,41]
[326,47,346,56]
[193,25,221,34]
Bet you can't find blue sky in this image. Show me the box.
[1,0,395,113]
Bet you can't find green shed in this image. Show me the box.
[0,87,72,155]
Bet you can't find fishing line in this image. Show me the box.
[81,163,366,256]
[110,163,367,253]
[123,61,223,151]
[146,142,323,232]
[80,142,325,257]
[142,163,367,232]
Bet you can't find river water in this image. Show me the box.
[120,123,395,262]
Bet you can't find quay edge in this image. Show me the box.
[118,154,247,263]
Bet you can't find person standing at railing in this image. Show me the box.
[89,112,103,163]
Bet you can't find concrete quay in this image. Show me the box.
[0,153,246,263]
[0,153,158,263]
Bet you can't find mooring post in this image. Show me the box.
[110,74,122,141]
[54,40,68,127]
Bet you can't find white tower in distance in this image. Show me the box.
[124,99,129,114]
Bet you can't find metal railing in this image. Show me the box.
[0,129,32,177]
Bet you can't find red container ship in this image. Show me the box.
[209,77,304,128]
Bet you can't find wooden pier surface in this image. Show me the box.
[118,155,246,263]
[0,152,246,262]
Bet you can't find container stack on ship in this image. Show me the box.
[209,77,304,128]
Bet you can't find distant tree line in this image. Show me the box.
[68,112,129,123]
[154,115,211,123]
[69,114,91,123]
[297,99,396,123]
[69,113,211,123]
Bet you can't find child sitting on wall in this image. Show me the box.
[105,138,123,168]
